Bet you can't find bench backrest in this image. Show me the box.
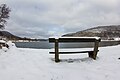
[49,37,101,43]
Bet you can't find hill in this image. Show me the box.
[0,31,47,41]
[63,25,120,40]
[0,31,21,40]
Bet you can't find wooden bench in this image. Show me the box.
[49,37,101,62]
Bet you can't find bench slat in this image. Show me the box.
[49,38,101,43]
[50,51,94,54]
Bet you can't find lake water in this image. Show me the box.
[14,40,120,49]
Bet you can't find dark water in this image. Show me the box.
[14,40,120,49]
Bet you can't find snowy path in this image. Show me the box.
[0,44,120,80]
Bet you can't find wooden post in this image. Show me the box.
[93,40,99,60]
[55,39,60,62]
[88,51,94,58]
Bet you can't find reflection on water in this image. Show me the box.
[14,40,120,49]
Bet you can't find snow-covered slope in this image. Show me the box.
[63,25,120,40]
[0,42,120,80]
[82,25,120,33]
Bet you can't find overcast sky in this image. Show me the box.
[0,0,120,38]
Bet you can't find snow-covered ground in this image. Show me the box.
[0,42,120,80]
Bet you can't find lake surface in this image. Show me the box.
[14,40,120,49]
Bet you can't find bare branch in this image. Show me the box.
[0,4,11,29]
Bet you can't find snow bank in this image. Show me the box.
[1,41,17,52]
[0,44,120,80]
[7,41,17,49]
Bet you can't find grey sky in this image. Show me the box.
[0,0,120,38]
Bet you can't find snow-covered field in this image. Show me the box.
[0,42,120,80]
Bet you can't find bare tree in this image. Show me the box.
[0,4,11,29]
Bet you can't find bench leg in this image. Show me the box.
[55,39,60,62]
[88,51,94,58]
[93,40,99,60]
